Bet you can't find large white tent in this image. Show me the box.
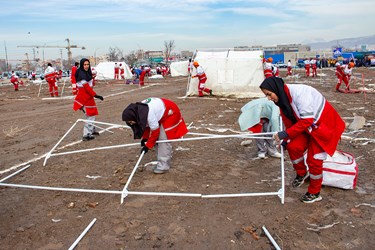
[94,62,132,80]
[187,49,265,98]
[170,61,189,77]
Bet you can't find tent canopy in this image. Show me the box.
[170,61,189,77]
[187,49,265,98]
[95,62,132,80]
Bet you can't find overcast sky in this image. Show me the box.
[1,0,374,61]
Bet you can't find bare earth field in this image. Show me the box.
[0,67,374,250]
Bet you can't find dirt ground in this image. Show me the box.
[0,67,374,250]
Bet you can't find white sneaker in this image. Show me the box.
[258,153,266,159]
[269,152,282,158]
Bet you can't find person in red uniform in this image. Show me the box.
[139,67,147,87]
[73,58,104,141]
[71,62,79,95]
[114,63,120,79]
[122,97,188,174]
[260,77,345,203]
[10,71,22,91]
[119,63,125,79]
[310,58,317,77]
[263,57,273,78]
[286,60,292,76]
[91,67,97,86]
[335,62,354,92]
[304,58,311,77]
[191,61,213,97]
[44,63,59,97]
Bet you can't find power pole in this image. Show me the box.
[4,40,9,72]
[60,49,63,70]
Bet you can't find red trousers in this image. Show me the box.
[198,79,210,97]
[47,80,59,97]
[312,66,317,77]
[287,66,292,76]
[286,132,324,194]
[305,65,310,77]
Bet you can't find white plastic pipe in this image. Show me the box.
[121,151,145,204]
[60,79,66,96]
[68,218,97,250]
[51,142,140,157]
[43,119,80,166]
[0,164,31,183]
[262,226,281,250]
[202,191,281,198]
[0,182,122,194]
[126,191,201,197]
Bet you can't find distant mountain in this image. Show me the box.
[308,35,375,50]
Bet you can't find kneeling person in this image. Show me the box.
[122,98,188,174]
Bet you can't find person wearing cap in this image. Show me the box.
[191,61,213,97]
[260,77,345,203]
[263,57,274,78]
[122,97,188,174]
[335,62,354,92]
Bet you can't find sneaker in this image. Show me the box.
[258,153,266,159]
[82,135,95,141]
[209,90,213,96]
[153,168,169,174]
[300,192,322,203]
[292,172,309,188]
[269,152,282,158]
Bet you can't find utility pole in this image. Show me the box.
[25,53,30,71]
[4,40,9,72]
[60,49,63,70]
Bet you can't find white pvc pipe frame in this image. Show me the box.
[1,119,285,204]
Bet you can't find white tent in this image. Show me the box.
[170,61,189,77]
[94,62,132,80]
[187,49,265,98]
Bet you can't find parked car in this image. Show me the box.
[35,71,44,80]
[1,72,11,79]
[275,62,287,68]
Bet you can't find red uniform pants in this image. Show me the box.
[47,80,59,97]
[286,132,324,194]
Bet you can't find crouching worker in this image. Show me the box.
[73,58,104,141]
[260,77,345,203]
[122,97,188,174]
[238,98,281,159]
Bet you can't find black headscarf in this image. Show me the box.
[122,103,149,139]
[75,58,93,82]
[259,77,297,124]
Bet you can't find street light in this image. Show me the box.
[94,48,100,66]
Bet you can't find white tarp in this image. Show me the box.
[170,61,189,77]
[187,49,265,98]
[95,62,132,80]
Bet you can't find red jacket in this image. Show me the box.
[281,84,345,156]
[142,98,188,148]
[73,80,98,116]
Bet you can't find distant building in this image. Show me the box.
[234,43,310,53]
